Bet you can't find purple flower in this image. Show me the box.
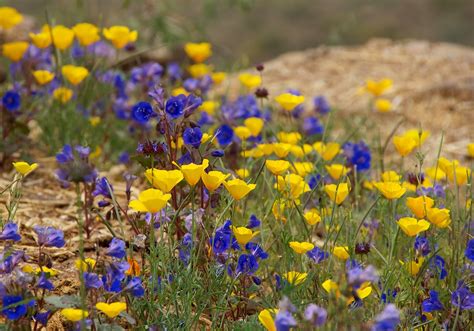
[372,304,400,331]
[451,283,474,310]
[210,228,231,255]
[414,236,431,256]
[247,215,261,229]
[1,295,27,320]
[275,310,297,331]
[37,272,54,291]
[33,311,50,326]
[125,277,145,297]
[34,226,65,248]
[343,141,371,172]
[245,242,268,260]
[165,94,187,119]
[106,238,126,259]
[430,255,447,280]
[216,124,234,146]
[183,127,203,148]
[84,272,103,289]
[313,96,331,115]
[306,247,329,264]
[92,177,113,199]
[347,265,379,288]
[303,117,324,135]
[465,239,474,262]
[0,223,21,242]
[211,149,224,157]
[2,91,21,112]
[178,233,193,265]
[422,290,444,312]
[304,304,327,327]
[167,62,182,82]
[131,101,156,124]
[236,254,258,275]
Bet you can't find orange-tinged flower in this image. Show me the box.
[325,164,349,180]
[333,246,350,260]
[313,142,340,161]
[244,117,264,136]
[129,188,171,213]
[283,271,307,285]
[406,196,434,218]
[202,171,230,192]
[426,208,451,228]
[289,241,314,254]
[12,161,38,176]
[2,41,29,62]
[145,169,183,192]
[232,226,259,246]
[224,179,256,200]
[184,42,212,63]
[29,31,52,48]
[53,87,73,103]
[174,159,209,186]
[72,23,100,46]
[397,217,430,237]
[238,73,261,89]
[103,25,137,48]
[32,70,55,85]
[125,258,140,276]
[265,159,290,175]
[275,93,305,111]
[61,308,88,322]
[0,7,23,29]
[304,209,321,225]
[96,302,127,318]
[258,309,277,331]
[62,65,89,85]
[324,183,350,205]
[365,78,392,96]
[374,182,406,200]
[211,72,226,84]
[374,98,392,112]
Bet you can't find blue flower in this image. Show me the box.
[55,145,74,164]
[451,283,474,310]
[125,277,145,297]
[2,91,21,112]
[216,124,234,146]
[131,101,156,124]
[37,272,54,291]
[1,295,27,320]
[304,304,327,327]
[0,223,21,242]
[84,272,103,289]
[167,62,182,82]
[306,247,329,264]
[211,149,224,157]
[414,236,431,257]
[33,311,50,326]
[106,238,126,259]
[422,290,444,312]
[183,127,203,148]
[165,94,187,119]
[465,239,474,262]
[307,174,322,190]
[34,226,65,248]
[303,117,324,135]
[343,141,371,172]
[92,177,113,199]
[236,254,258,275]
[430,255,447,280]
[245,242,268,260]
[372,304,400,331]
[313,96,331,115]
[179,233,193,265]
[210,229,231,255]
[247,215,261,229]
[275,310,297,331]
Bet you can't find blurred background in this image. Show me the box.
[6,0,474,66]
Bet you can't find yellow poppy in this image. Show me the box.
[128,189,171,214]
[12,161,38,176]
[223,179,256,200]
[184,42,212,63]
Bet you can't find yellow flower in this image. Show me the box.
[374,182,406,200]
[0,7,23,29]
[437,157,458,173]
[172,87,188,96]
[426,208,451,228]
[304,209,321,225]
[291,162,314,177]
[402,258,424,276]
[374,98,392,112]
[446,165,471,186]
[223,179,256,200]
[2,41,29,62]
[290,145,304,158]
[199,100,219,115]
[322,279,341,298]
[188,63,211,78]
[202,171,230,192]
[72,23,100,46]
[61,308,88,322]
[96,302,127,318]
[283,271,307,285]
[347,282,373,304]
[232,226,259,246]
[32,70,55,85]
[75,258,96,272]
[324,183,350,205]
[103,25,137,48]
[289,241,314,254]
[33,266,59,276]
[272,143,292,158]
[29,31,52,48]
[62,65,89,85]
[238,73,261,89]
[468,143,474,158]
[381,170,401,183]
[272,200,288,223]
[129,189,171,213]
[48,25,75,50]
[89,116,101,127]
[174,159,209,186]
[277,132,302,144]
[258,144,274,156]
[184,42,212,63]
[144,169,183,192]
[365,78,392,96]
[234,126,252,140]
[313,142,340,161]
[211,72,226,84]
[404,129,430,147]
[265,160,290,175]
[425,167,446,181]
[276,174,310,200]
[325,164,349,180]
[236,168,250,179]
[258,309,277,331]
[275,93,305,111]
[333,246,350,260]
[12,161,38,176]
[397,217,430,237]
[393,135,417,157]
[53,87,73,103]
[244,117,264,136]
[406,196,434,218]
